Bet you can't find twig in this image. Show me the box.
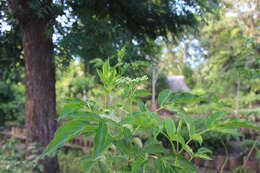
[220,139,228,173]
[243,136,260,167]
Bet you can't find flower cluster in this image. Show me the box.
[116,75,148,86]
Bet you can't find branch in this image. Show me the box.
[7,0,54,22]
[243,136,260,167]
[7,0,31,20]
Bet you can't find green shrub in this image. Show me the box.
[58,149,83,173]
[0,82,25,126]
[42,55,260,173]
[0,138,43,173]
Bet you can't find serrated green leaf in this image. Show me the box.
[183,144,193,156]
[59,111,102,122]
[169,92,200,104]
[197,147,212,154]
[180,113,195,137]
[42,120,88,157]
[175,133,185,146]
[216,119,260,130]
[103,60,110,74]
[82,160,95,173]
[98,160,108,173]
[143,144,169,154]
[154,159,166,173]
[135,99,147,112]
[132,160,147,173]
[194,153,212,160]
[134,89,152,97]
[165,117,176,140]
[206,111,225,128]
[93,121,109,159]
[190,134,203,145]
[177,119,183,135]
[158,89,172,105]
[212,128,242,135]
[146,112,163,130]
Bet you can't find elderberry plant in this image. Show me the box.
[42,51,260,173]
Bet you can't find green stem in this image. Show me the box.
[105,93,108,106]
[152,106,164,113]
[129,96,133,114]
[161,131,176,153]
[178,128,211,154]
[129,84,134,114]
[133,125,140,136]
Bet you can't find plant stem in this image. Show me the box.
[243,136,260,167]
[105,93,108,106]
[178,129,211,154]
[129,84,134,114]
[219,139,228,173]
[106,92,110,106]
[161,131,176,153]
[133,125,140,136]
[152,106,164,113]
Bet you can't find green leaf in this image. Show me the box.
[216,119,260,130]
[98,160,108,173]
[212,128,242,135]
[82,159,95,173]
[206,111,225,128]
[158,89,172,105]
[183,144,193,156]
[190,134,203,145]
[169,92,200,104]
[143,143,169,154]
[197,147,212,154]
[135,99,147,112]
[177,119,183,135]
[165,117,176,140]
[93,121,109,159]
[100,110,120,123]
[132,159,147,173]
[103,60,110,74]
[174,133,185,146]
[97,70,106,85]
[194,153,212,160]
[154,158,166,173]
[42,120,88,157]
[180,113,195,137]
[146,112,163,130]
[59,111,102,122]
[133,137,143,148]
[134,89,152,97]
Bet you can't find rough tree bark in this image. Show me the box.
[7,0,59,172]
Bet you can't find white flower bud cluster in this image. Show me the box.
[116,75,148,85]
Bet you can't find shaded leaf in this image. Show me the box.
[158,89,172,105]
[165,117,176,140]
[42,120,89,157]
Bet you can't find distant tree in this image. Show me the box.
[196,2,260,115]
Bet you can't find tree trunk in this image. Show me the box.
[7,1,59,172]
[152,66,158,110]
[235,78,240,117]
